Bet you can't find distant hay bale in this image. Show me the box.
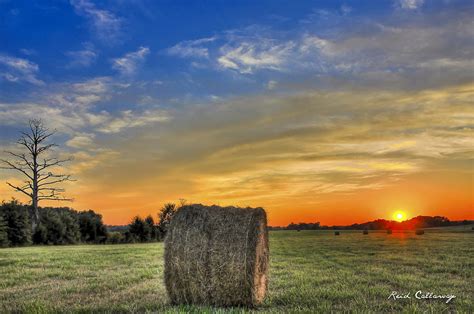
[334,231,340,236]
[164,204,269,307]
[386,229,393,234]
[363,230,369,235]
[415,229,425,235]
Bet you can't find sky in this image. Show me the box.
[0,0,473,226]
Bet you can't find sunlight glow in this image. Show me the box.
[393,211,406,222]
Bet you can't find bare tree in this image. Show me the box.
[0,119,74,231]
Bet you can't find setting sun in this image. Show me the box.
[393,211,406,222]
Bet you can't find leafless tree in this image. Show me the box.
[0,119,74,231]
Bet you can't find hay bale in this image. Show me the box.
[386,229,393,234]
[334,231,340,236]
[164,204,269,307]
[363,229,369,235]
[415,229,425,235]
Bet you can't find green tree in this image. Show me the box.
[77,210,107,243]
[145,215,158,241]
[128,216,149,242]
[0,214,9,247]
[1,200,31,246]
[158,203,177,237]
[32,223,48,244]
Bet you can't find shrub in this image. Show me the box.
[0,200,31,246]
[158,203,177,238]
[106,232,124,244]
[0,214,9,247]
[77,210,107,243]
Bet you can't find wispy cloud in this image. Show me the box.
[166,37,215,59]
[165,8,473,88]
[65,42,98,67]
[218,39,295,73]
[66,132,96,149]
[97,109,170,133]
[111,46,150,76]
[0,55,44,85]
[70,0,122,43]
[60,83,473,216]
[398,0,424,10]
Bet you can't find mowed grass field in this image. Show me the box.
[0,229,472,313]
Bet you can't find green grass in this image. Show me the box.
[0,230,472,313]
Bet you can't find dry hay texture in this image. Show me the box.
[164,204,269,307]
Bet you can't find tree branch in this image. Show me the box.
[37,143,57,155]
[6,182,32,197]
[0,159,33,180]
[38,174,74,186]
[38,158,72,171]
[38,197,74,201]
[5,151,34,171]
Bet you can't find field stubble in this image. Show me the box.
[0,229,472,313]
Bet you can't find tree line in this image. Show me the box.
[269,216,474,231]
[0,200,178,247]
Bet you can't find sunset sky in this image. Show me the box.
[0,0,473,226]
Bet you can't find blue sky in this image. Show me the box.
[0,0,473,224]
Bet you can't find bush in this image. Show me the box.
[0,214,9,247]
[0,200,108,247]
[77,210,107,243]
[33,208,81,245]
[0,200,31,246]
[158,203,177,237]
[106,232,124,244]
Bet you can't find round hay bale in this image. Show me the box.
[386,229,393,234]
[164,204,269,307]
[334,231,340,236]
[415,229,425,235]
[363,229,369,235]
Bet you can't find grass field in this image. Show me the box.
[0,229,472,313]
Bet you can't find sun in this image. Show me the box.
[393,211,406,222]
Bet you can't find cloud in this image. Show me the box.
[398,0,424,10]
[166,37,215,58]
[163,6,473,89]
[76,83,473,207]
[19,48,36,56]
[218,39,296,73]
[111,46,150,75]
[66,133,96,149]
[340,4,352,15]
[97,109,170,133]
[66,42,98,67]
[0,55,44,85]
[0,74,170,137]
[70,0,122,43]
[266,80,278,90]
